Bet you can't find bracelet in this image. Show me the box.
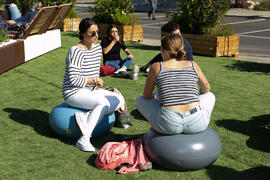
[93,76,97,83]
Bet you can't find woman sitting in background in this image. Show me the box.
[100,24,139,79]
[136,34,215,134]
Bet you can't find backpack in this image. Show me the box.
[95,138,151,174]
[100,65,115,76]
[103,87,132,129]
[6,23,25,39]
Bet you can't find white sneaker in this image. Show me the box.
[75,136,95,152]
[130,64,139,80]
[114,68,126,74]
[75,112,88,136]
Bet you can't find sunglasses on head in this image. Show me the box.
[90,31,99,37]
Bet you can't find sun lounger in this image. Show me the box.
[19,3,72,39]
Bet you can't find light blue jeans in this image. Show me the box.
[8,4,21,20]
[136,92,215,134]
[104,58,133,70]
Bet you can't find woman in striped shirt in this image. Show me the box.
[62,18,128,152]
[136,34,215,135]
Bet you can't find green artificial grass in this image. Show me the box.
[0,32,269,179]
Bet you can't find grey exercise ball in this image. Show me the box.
[143,127,222,171]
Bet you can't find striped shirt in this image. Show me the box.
[62,44,102,100]
[155,62,199,106]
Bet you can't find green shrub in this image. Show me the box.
[162,0,232,35]
[0,0,4,6]
[0,29,9,43]
[66,7,77,18]
[205,24,234,36]
[254,0,270,11]
[90,0,138,25]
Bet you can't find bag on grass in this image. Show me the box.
[104,87,132,128]
[6,23,25,38]
[95,138,151,174]
[100,65,115,76]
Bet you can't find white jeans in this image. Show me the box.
[65,88,125,137]
[136,92,215,134]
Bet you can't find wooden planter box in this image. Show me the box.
[0,40,25,74]
[182,33,239,57]
[161,32,239,57]
[63,18,81,32]
[98,24,143,42]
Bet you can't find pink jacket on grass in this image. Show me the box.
[95,138,150,174]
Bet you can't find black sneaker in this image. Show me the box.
[114,71,129,78]
[140,65,149,73]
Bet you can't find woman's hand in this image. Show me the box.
[96,77,103,87]
[6,20,16,24]
[114,35,120,42]
[127,54,133,59]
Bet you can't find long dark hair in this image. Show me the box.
[106,24,124,45]
[79,18,97,40]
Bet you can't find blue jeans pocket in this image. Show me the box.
[184,112,208,133]
[158,108,184,134]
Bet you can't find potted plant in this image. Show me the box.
[161,0,239,57]
[90,0,143,42]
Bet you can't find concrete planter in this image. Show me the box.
[98,24,143,42]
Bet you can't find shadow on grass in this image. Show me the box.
[126,41,160,51]
[225,61,270,74]
[4,108,54,137]
[216,114,270,153]
[207,165,270,180]
[130,109,147,121]
[3,107,148,150]
[3,107,77,145]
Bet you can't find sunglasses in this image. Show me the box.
[90,31,100,37]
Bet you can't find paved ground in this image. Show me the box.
[74,2,270,64]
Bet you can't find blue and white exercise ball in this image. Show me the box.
[143,128,222,171]
[49,103,115,139]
